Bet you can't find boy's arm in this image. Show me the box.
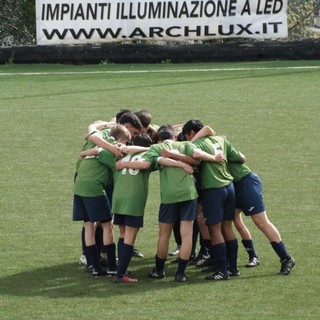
[84,121,116,140]
[160,149,199,166]
[115,159,151,170]
[87,120,116,133]
[158,157,194,175]
[120,145,149,154]
[88,133,123,158]
[192,149,225,163]
[191,126,216,142]
[80,147,101,158]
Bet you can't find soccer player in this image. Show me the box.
[182,119,245,280]
[73,125,131,276]
[190,125,260,268]
[111,135,154,282]
[192,124,296,275]
[228,160,296,275]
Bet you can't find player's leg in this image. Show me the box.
[100,220,117,273]
[149,222,174,279]
[157,222,174,259]
[116,224,140,283]
[195,210,211,267]
[251,211,295,275]
[174,219,194,282]
[222,219,239,276]
[234,209,259,267]
[84,221,101,273]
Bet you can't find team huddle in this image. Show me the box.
[72,109,295,283]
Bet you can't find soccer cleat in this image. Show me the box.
[169,245,181,256]
[92,268,107,277]
[148,268,166,279]
[115,275,138,283]
[195,254,211,268]
[204,270,229,281]
[227,268,240,277]
[174,274,187,282]
[132,248,144,258]
[189,253,209,266]
[79,254,87,266]
[84,265,93,273]
[246,256,260,268]
[106,267,118,276]
[278,256,296,275]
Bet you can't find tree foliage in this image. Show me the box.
[288,0,320,40]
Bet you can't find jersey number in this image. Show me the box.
[121,154,143,176]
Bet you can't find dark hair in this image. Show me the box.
[115,109,132,122]
[176,131,186,141]
[156,124,175,141]
[134,110,152,128]
[133,134,152,147]
[118,112,142,130]
[182,119,204,135]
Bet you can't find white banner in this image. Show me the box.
[36,0,288,45]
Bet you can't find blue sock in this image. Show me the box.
[117,243,133,278]
[104,243,117,269]
[117,238,124,260]
[86,244,100,270]
[242,239,258,259]
[155,255,166,272]
[271,241,290,260]
[226,239,238,271]
[176,258,189,276]
[81,227,86,255]
[95,226,103,256]
[212,243,227,274]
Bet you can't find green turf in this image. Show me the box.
[0,61,319,319]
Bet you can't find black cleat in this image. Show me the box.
[278,257,296,275]
[174,274,187,282]
[204,270,229,281]
[148,268,166,279]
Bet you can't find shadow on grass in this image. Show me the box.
[0,257,279,299]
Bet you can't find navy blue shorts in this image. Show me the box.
[201,183,236,224]
[113,214,144,228]
[233,172,266,216]
[159,199,197,223]
[72,195,112,223]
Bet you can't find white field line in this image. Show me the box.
[0,66,319,77]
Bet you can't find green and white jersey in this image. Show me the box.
[112,151,154,216]
[228,162,251,183]
[193,136,242,189]
[143,140,198,204]
[74,148,116,197]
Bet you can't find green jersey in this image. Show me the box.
[74,148,116,197]
[81,128,112,151]
[228,162,251,183]
[75,129,114,174]
[193,136,243,189]
[112,152,154,216]
[143,140,198,204]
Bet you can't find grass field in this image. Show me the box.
[0,61,320,320]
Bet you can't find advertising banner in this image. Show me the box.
[36,0,288,45]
